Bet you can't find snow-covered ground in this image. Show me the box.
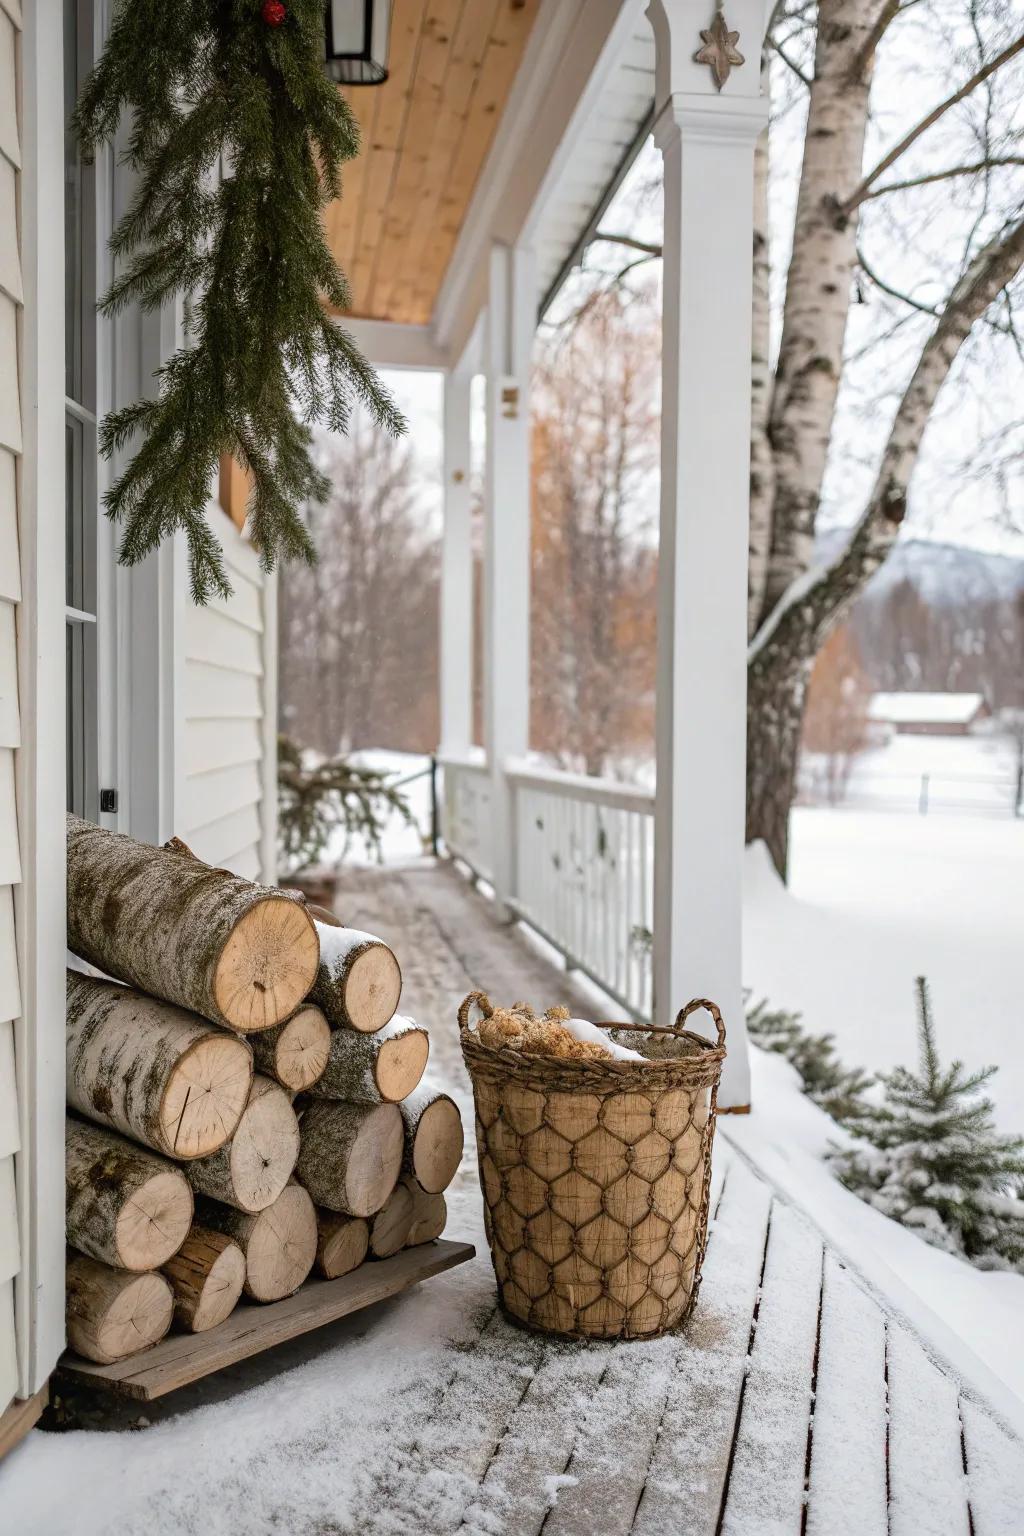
[740,806,1024,1415]
[808,728,1019,816]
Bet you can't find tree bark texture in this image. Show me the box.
[400,1091,464,1195]
[249,1004,331,1092]
[186,1076,300,1213]
[313,1015,429,1104]
[309,922,402,1034]
[162,1225,246,1332]
[66,815,320,1033]
[760,0,876,621]
[748,51,774,638]
[65,1117,193,1272]
[65,1252,174,1364]
[66,970,254,1159]
[194,1184,317,1302]
[295,1100,404,1217]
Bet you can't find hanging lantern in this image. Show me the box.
[324,0,392,85]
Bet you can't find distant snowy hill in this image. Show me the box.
[813,535,1024,706]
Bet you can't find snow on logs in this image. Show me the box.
[162,1226,247,1333]
[296,1101,404,1217]
[66,1253,174,1364]
[309,922,402,1034]
[400,1090,464,1195]
[66,970,254,1159]
[187,1076,300,1213]
[196,1185,318,1302]
[250,1004,331,1092]
[65,1118,193,1272]
[66,814,320,1033]
[314,1014,429,1103]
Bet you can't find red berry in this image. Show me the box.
[262,0,286,25]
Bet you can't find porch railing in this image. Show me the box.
[439,754,654,1019]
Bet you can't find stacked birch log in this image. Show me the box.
[62,815,463,1367]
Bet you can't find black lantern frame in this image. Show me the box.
[324,0,392,86]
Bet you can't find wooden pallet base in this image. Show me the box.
[57,1239,475,1401]
[0,1384,48,1461]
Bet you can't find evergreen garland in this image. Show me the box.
[277,735,414,876]
[746,996,874,1124]
[75,0,403,603]
[829,978,1024,1270]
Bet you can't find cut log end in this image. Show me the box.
[410,1098,464,1194]
[343,944,403,1034]
[403,1177,447,1247]
[66,1256,174,1365]
[158,1032,254,1160]
[163,1228,246,1333]
[243,1184,317,1302]
[261,1005,331,1092]
[213,895,320,1034]
[315,1212,370,1280]
[368,1184,414,1259]
[376,1029,429,1103]
[115,1170,193,1272]
[296,1101,404,1217]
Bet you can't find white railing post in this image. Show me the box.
[647,0,769,1108]
[483,241,535,919]
[440,370,473,757]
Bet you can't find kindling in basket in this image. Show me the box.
[457,993,727,1341]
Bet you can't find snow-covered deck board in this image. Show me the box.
[6,861,1022,1535]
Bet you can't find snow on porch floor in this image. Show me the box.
[4,862,1024,1536]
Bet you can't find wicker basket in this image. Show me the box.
[458,993,727,1341]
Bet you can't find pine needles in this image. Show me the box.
[74,0,404,603]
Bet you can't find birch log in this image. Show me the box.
[65,1118,193,1271]
[187,1076,300,1213]
[162,1226,246,1332]
[315,1212,370,1280]
[295,1101,403,1217]
[66,814,320,1033]
[309,923,402,1034]
[402,1176,447,1246]
[401,1091,464,1194]
[368,1184,414,1259]
[67,970,253,1159]
[313,1015,428,1103]
[66,1253,174,1364]
[195,1185,317,1301]
[250,1005,331,1092]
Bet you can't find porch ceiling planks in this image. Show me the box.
[325,0,540,326]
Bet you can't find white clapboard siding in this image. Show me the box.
[181,505,274,881]
[2,0,29,1413]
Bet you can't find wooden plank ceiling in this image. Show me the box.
[325,0,541,327]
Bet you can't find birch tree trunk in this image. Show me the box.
[195,1184,318,1301]
[65,1118,193,1271]
[66,815,320,1033]
[296,1100,404,1216]
[309,922,402,1034]
[401,1091,464,1195]
[250,1004,331,1092]
[759,1,876,622]
[186,1076,300,1213]
[315,1212,370,1279]
[368,1184,414,1258]
[748,51,774,638]
[162,1226,246,1332]
[402,1175,447,1246]
[313,1015,429,1103]
[66,970,254,1159]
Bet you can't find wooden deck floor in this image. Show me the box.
[333,860,1024,1536]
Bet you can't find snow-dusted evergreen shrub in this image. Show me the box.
[746,997,874,1124]
[277,736,413,877]
[829,978,1024,1270]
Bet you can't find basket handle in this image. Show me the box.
[458,991,494,1031]
[674,998,726,1050]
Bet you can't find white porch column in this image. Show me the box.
[483,242,535,918]
[439,370,473,756]
[648,0,769,1107]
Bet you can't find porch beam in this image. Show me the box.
[483,242,536,919]
[337,318,450,372]
[648,0,769,1107]
[439,371,473,756]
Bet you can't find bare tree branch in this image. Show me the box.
[840,32,1024,217]
[857,245,940,316]
[863,156,1024,199]
[593,231,663,258]
[771,35,811,87]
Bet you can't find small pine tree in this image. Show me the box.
[830,978,1024,1270]
[746,997,874,1124]
[277,736,414,878]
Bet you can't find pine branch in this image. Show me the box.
[74,0,404,603]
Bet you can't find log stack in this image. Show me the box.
[62,816,464,1367]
